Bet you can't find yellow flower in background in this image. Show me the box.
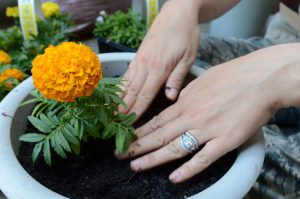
[0,50,12,65]
[42,2,60,18]
[0,68,24,83]
[6,6,19,18]
[31,42,102,102]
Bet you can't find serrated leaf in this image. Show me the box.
[28,116,52,133]
[50,136,67,158]
[54,131,72,152]
[102,123,114,140]
[32,101,48,116]
[78,120,84,139]
[43,139,51,165]
[19,98,40,108]
[19,133,46,142]
[104,95,110,103]
[107,94,126,107]
[98,108,108,124]
[115,129,133,153]
[62,128,80,145]
[85,122,100,138]
[121,112,137,126]
[40,113,56,128]
[32,142,43,163]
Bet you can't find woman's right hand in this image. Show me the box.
[119,0,201,119]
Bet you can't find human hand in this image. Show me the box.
[116,44,300,183]
[120,0,200,119]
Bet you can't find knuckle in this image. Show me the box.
[170,73,185,85]
[155,128,166,147]
[194,153,210,168]
[127,84,139,96]
[166,141,184,156]
[221,137,237,152]
[143,153,155,165]
[181,164,195,178]
[138,92,153,102]
[150,57,163,71]
[149,115,161,130]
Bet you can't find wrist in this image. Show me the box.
[161,0,201,23]
[259,44,300,109]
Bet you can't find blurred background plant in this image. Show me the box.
[0,2,72,101]
[93,10,146,49]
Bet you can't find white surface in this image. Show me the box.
[0,53,265,199]
[210,0,275,38]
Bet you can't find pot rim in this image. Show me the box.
[0,53,265,199]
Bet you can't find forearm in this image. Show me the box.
[162,0,240,24]
[196,0,240,23]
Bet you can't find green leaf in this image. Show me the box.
[50,136,67,158]
[32,142,43,163]
[43,139,51,165]
[62,127,80,145]
[78,120,84,139]
[40,113,56,128]
[115,129,133,153]
[85,122,100,138]
[102,123,114,140]
[28,116,52,133]
[54,131,72,152]
[19,98,41,108]
[19,133,46,142]
[121,113,137,126]
[32,101,48,116]
[98,108,108,124]
[107,94,126,107]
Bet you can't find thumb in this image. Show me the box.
[165,60,191,101]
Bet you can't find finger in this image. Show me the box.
[169,138,231,183]
[165,59,192,100]
[116,116,189,159]
[120,59,137,98]
[119,68,147,114]
[129,74,164,119]
[130,129,209,171]
[136,103,181,138]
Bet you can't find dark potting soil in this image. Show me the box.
[18,90,237,199]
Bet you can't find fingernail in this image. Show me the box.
[169,171,181,183]
[131,158,144,171]
[165,87,178,100]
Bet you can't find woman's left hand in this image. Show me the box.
[116,44,300,183]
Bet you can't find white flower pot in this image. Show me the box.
[0,53,265,199]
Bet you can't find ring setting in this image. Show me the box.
[180,131,199,153]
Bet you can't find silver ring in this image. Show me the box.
[180,131,199,153]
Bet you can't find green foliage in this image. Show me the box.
[0,26,23,52]
[93,10,146,49]
[19,77,136,165]
[0,14,72,72]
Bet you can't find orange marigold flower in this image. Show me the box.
[0,68,24,82]
[31,42,102,102]
[0,50,12,65]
